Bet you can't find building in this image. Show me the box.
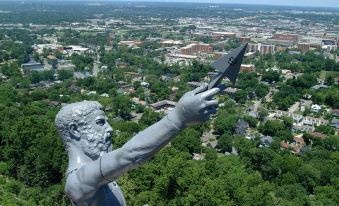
[298,43,311,53]
[300,100,313,112]
[239,36,251,43]
[331,118,339,129]
[235,119,250,135]
[223,87,239,96]
[211,32,236,40]
[247,43,275,55]
[160,40,183,46]
[213,52,227,60]
[292,125,315,133]
[47,55,58,68]
[275,110,303,123]
[63,46,89,55]
[260,136,273,147]
[150,100,176,112]
[57,60,76,71]
[170,53,198,60]
[119,41,143,47]
[180,43,213,55]
[33,44,63,54]
[303,116,329,126]
[311,104,321,113]
[240,64,255,72]
[21,59,45,73]
[331,109,339,117]
[124,72,142,81]
[247,43,259,53]
[274,33,299,42]
[260,44,275,55]
[280,135,306,155]
[73,71,91,79]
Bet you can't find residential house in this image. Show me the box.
[292,124,315,132]
[281,135,306,155]
[275,110,303,123]
[260,136,273,147]
[311,104,321,113]
[235,119,250,135]
[331,118,339,130]
[21,59,45,73]
[331,109,339,117]
[303,116,329,126]
[74,71,91,79]
[300,99,313,112]
[150,100,176,113]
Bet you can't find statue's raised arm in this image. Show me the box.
[55,83,220,206]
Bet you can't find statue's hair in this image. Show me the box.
[55,101,103,145]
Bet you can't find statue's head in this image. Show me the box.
[55,101,113,160]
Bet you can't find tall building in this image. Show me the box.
[180,43,213,55]
[260,44,275,55]
[274,33,299,42]
[211,32,236,40]
[298,43,311,53]
[239,36,251,43]
[248,43,259,53]
[247,43,275,55]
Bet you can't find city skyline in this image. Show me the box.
[111,0,339,8]
[1,0,339,8]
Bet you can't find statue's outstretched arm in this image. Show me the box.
[100,84,220,182]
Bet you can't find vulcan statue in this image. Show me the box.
[55,44,247,206]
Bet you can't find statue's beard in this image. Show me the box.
[83,133,112,159]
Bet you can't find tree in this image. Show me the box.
[112,95,133,120]
[315,125,335,135]
[139,109,162,126]
[57,69,73,81]
[172,128,201,154]
[243,115,258,128]
[217,134,234,153]
[258,107,268,121]
[259,120,285,137]
[215,113,238,135]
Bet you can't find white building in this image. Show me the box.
[311,104,321,113]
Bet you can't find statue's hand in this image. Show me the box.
[167,83,220,129]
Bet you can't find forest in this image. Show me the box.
[0,42,338,206]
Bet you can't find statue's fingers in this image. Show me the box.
[216,84,227,92]
[192,83,208,95]
[205,100,218,108]
[201,88,220,99]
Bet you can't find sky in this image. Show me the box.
[114,0,339,8]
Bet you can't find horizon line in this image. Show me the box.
[0,0,339,9]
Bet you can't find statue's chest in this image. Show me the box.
[88,182,126,206]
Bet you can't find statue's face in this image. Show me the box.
[77,109,113,160]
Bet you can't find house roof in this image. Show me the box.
[150,100,177,109]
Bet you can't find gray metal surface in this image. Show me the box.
[209,43,248,89]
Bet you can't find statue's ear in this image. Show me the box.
[69,123,81,140]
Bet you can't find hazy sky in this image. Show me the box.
[122,0,339,8]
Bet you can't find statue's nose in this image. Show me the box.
[106,126,113,135]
